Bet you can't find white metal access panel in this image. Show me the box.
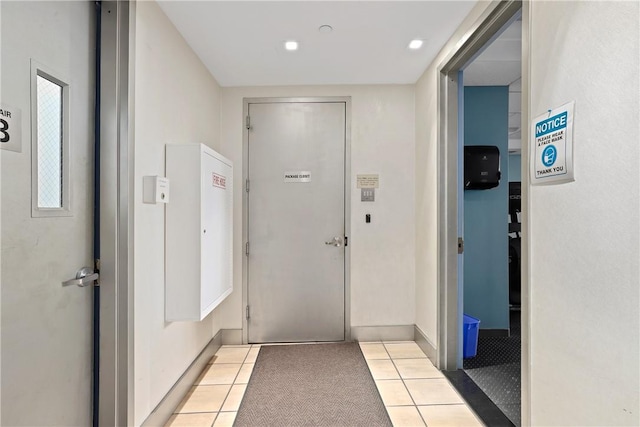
[1,2,96,425]
[247,101,346,343]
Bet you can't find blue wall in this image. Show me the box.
[463,86,510,330]
[509,154,521,182]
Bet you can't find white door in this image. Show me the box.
[247,101,346,343]
[1,2,96,425]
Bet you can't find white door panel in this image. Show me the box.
[247,101,346,343]
[1,2,95,425]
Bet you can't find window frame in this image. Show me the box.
[30,60,72,217]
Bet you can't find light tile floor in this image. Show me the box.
[360,341,484,427]
[167,341,484,427]
[166,344,258,427]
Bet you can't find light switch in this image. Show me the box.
[361,188,375,202]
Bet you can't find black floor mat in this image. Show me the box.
[463,335,521,369]
[463,311,521,426]
[444,370,515,427]
[464,311,521,370]
[465,363,521,425]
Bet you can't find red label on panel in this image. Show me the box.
[212,173,226,189]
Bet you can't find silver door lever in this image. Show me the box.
[325,236,343,247]
[62,267,99,287]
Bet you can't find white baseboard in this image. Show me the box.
[141,330,222,426]
[414,325,437,365]
[221,328,243,345]
[351,325,415,342]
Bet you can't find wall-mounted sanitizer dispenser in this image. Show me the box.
[464,145,501,190]
[143,176,170,203]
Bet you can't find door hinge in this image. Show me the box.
[458,237,464,254]
[344,236,348,247]
[245,179,250,193]
[245,242,250,256]
[245,115,251,130]
[246,305,250,319]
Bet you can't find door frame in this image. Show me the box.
[242,97,352,344]
[436,0,531,424]
[99,1,135,425]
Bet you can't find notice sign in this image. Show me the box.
[284,171,311,183]
[0,103,22,153]
[357,174,379,189]
[531,101,575,185]
[212,173,227,189]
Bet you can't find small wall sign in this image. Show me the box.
[212,173,227,189]
[357,174,379,189]
[284,171,311,183]
[0,103,22,152]
[531,101,575,185]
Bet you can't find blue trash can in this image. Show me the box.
[463,314,481,358]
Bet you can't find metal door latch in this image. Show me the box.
[62,267,99,287]
[325,236,343,247]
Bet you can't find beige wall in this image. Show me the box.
[217,86,416,332]
[132,2,224,424]
[528,2,639,425]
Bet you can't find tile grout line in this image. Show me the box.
[220,345,260,417]
[359,342,396,417]
[390,360,427,426]
[385,342,478,426]
[165,411,218,427]
[208,345,254,426]
[414,402,469,407]
[375,342,421,425]
[437,366,486,424]
[384,343,426,427]
[184,342,478,427]
[375,343,403,424]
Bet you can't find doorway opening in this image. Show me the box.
[436,1,530,426]
[459,15,523,426]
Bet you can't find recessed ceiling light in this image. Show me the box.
[319,25,333,34]
[408,39,424,50]
[285,41,299,51]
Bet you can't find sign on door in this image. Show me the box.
[0,103,22,152]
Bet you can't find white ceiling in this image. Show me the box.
[463,19,522,149]
[463,19,521,87]
[158,1,477,87]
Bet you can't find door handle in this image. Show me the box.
[325,236,343,247]
[62,267,99,287]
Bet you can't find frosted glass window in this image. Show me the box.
[37,75,63,208]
